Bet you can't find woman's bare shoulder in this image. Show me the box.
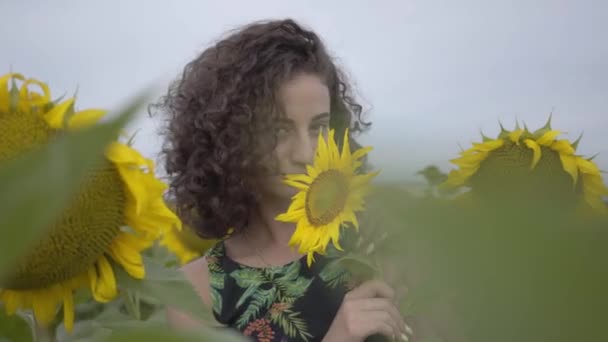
[180,256,212,306]
[166,256,213,329]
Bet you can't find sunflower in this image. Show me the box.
[440,118,608,215]
[0,73,180,331]
[276,129,378,266]
[160,222,217,265]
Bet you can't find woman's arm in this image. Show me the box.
[166,257,214,330]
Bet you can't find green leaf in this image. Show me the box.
[230,268,264,289]
[0,92,146,276]
[0,310,33,342]
[235,287,276,329]
[319,261,351,289]
[114,257,216,326]
[271,309,312,341]
[100,326,246,342]
[235,282,260,309]
[334,255,379,283]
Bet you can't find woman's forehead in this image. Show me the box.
[277,74,330,122]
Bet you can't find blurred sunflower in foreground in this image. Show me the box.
[160,220,216,265]
[0,73,180,331]
[440,118,608,215]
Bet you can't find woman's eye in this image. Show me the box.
[276,126,290,137]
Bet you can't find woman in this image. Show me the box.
[157,19,408,342]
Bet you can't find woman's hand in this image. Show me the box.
[322,279,411,342]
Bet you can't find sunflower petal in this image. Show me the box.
[284,174,313,184]
[315,131,329,171]
[32,289,58,326]
[43,98,75,129]
[276,208,306,223]
[551,140,575,155]
[472,139,504,152]
[524,139,542,169]
[0,290,23,315]
[109,236,146,279]
[68,109,106,129]
[577,158,601,175]
[559,154,579,187]
[0,73,24,112]
[18,78,51,110]
[62,289,75,332]
[450,151,488,168]
[508,129,524,144]
[536,130,561,146]
[89,256,117,303]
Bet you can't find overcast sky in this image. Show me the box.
[1,0,606,181]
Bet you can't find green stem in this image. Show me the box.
[124,290,141,320]
[32,322,53,342]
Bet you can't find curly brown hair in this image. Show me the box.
[153,19,370,239]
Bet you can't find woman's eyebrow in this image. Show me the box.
[311,112,330,122]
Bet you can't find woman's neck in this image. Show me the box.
[223,195,303,268]
[247,197,295,248]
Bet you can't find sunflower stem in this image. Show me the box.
[124,290,141,320]
[32,322,53,342]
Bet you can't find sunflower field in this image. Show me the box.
[1,72,607,342]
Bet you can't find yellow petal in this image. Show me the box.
[508,129,524,144]
[551,140,575,155]
[276,208,306,223]
[284,174,313,184]
[343,210,360,231]
[89,256,117,303]
[472,139,504,152]
[283,179,309,191]
[441,168,477,188]
[32,289,59,326]
[68,109,106,129]
[62,289,75,333]
[0,290,23,315]
[105,141,151,166]
[43,98,75,129]
[306,165,319,178]
[340,129,352,169]
[18,78,51,110]
[450,151,488,168]
[559,154,579,187]
[306,252,315,267]
[314,130,329,171]
[0,73,24,112]
[328,129,340,163]
[109,237,146,279]
[351,146,373,162]
[524,139,541,169]
[577,158,601,175]
[536,130,561,146]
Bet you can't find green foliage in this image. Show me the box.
[367,184,608,342]
[0,311,32,342]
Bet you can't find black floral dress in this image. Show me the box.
[204,241,359,342]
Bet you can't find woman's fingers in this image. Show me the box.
[360,314,396,341]
[358,298,407,335]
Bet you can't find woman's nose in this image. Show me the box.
[290,132,315,167]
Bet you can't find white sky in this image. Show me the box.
[1,0,606,181]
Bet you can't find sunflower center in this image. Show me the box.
[0,106,53,160]
[2,163,125,290]
[1,107,126,290]
[305,170,348,226]
[470,141,580,208]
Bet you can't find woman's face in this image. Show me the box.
[259,73,331,201]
